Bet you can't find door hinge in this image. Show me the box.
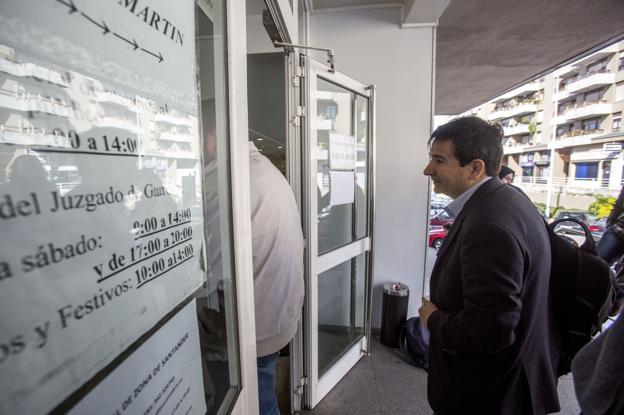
[295,376,308,396]
[292,106,305,127]
[292,66,304,87]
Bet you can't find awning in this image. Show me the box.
[570,150,620,162]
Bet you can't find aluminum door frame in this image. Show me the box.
[302,56,376,409]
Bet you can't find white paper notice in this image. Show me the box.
[69,300,207,415]
[0,1,206,414]
[329,132,356,171]
[329,171,355,206]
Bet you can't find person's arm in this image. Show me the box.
[428,222,524,354]
[607,186,624,228]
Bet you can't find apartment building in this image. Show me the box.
[465,40,624,210]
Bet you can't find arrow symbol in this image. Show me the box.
[80,12,110,35]
[141,48,164,63]
[56,0,77,13]
[114,32,139,51]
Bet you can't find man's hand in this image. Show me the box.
[418,297,439,327]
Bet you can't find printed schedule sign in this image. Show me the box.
[68,300,207,415]
[0,1,206,414]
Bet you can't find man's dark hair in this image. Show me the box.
[429,116,504,177]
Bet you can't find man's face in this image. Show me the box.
[423,139,476,199]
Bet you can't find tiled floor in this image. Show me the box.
[306,335,581,414]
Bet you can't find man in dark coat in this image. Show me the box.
[419,116,560,415]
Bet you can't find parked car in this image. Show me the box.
[554,210,595,224]
[430,210,455,227]
[553,211,596,235]
[588,217,607,240]
[430,202,447,217]
[428,226,447,249]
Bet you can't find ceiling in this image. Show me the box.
[309,0,624,115]
[435,0,624,114]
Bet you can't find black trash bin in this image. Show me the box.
[380,282,409,347]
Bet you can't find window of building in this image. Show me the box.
[619,53,624,71]
[602,161,612,183]
[575,162,599,179]
[614,112,622,131]
[616,83,624,101]
[557,125,571,137]
[582,118,600,131]
[587,58,607,73]
[522,166,534,177]
[559,78,571,90]
[584,89,602,103]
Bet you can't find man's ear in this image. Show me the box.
[469,159,486,179]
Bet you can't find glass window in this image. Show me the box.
[575,162,599,179]
[582,118,600,131]
[522,166,534,177]
[584,89,602,103]
[195,2,242,414]
[587,59,607,73]
[316,78,368,255]
[0,2,239,414]
[317,253,366,376]
[613,113,622,131]
[618,55,624,71]
[602,161,611,181]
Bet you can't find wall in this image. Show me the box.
[247,53,285,144]
[312,7,435,327]
[246,14,276,54]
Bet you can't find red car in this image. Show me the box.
[430,210,455,227]
[428,226,447,249]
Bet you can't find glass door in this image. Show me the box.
[303,56,375,408]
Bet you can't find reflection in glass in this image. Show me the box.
[0,1,239,414]
[195,3,241,414]
[316,78,368,255]
[318,253,367,376]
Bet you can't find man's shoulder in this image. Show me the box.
[465,185,543,230]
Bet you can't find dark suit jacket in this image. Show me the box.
[427,178,560,415]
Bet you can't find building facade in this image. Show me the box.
[465,40,624,211]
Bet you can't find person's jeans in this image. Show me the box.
[257,352,280,415]
[597,227,624,264]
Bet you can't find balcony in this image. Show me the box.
[488,101,539,121]
[516,176,621,197]
[98,116,142,134]
[0,123,73,147]
[96,91,143,113]
[564,70,615,95]
[559,100,612,122]
[571,44,618,69]
[153,113,194,127]
[0,57,68,87]
[492,82,541,103]
[503,144,534,155]
[158,131,193,142]
[503,122,530,136]
[0,88,73,117]
[553,129,604,148]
